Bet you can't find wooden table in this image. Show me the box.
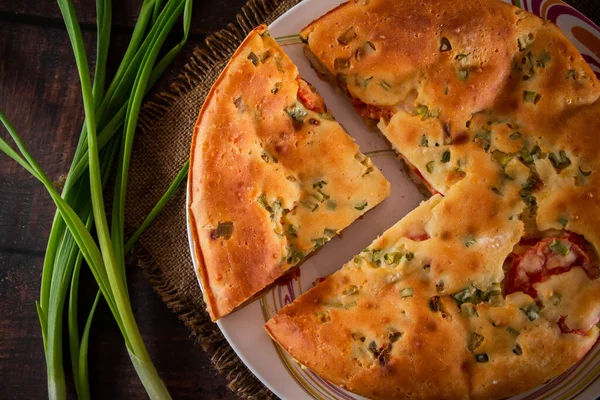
[0,1,246,398]
[1,0,598,399]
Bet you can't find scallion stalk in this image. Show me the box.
[0,0,193,398]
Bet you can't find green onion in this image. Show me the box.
[439,37,452,52]
[379,81,392,91]
[523,90,541,104]
[505,327,520,336]
[312,237,328,248]
[337,27,356,45]
[334,57,351,70]
[384,252,403,264]
[344,301,357,309]
[324,228,337,237]
[473,130,491,152]
[579,166,592,177]
[521,303,540,321]
[1,1,193,398]
[426,161,435,173]
[513,344,523,355]
[420,135,429,147]
[399,287,414,298]
[355,201,368,211]
[468,332,484,351]
[458,69,469,81]
[550,239,569,256]
[441,150,451,163]
[247,51,259,66]
[464,236,477,248]
[388,331,402,342]
[343,285,358,296]
[352,332,366,342]
[509,132,522,140]
[492,150,512,167]
[211,222,234,240]
[285,102,308,124]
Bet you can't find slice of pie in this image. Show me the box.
[188,25,390,321]
[266,0,600,398]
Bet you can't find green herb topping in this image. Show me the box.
[523,90,541,104]
[492,150,512,167]
[334,57,350,70]
[521,303,540,321]
[505,327,520,337]
[211,222,234,240]
[549,239,569,256]
[399,287,414,298]
[388,331,403,342]
[426,161,435,174]
[352,332,366,342]
[473,130,491,152]
[513,344,523,355]
[440,37,452,52]
[337,27,357,45]
[384,252,403,265]
[441,150,451,163]
[285,102,308,125]
[324,228,337,237]
[468,332,484,351]
[548,150,571,172]
[343,285,358,296]
[355,201,368,211]
[248,51,259,66]
[379,81,392,91]
[509,132,522,140]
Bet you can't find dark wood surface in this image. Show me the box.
[1,1,599,399]
[0,1,245,399]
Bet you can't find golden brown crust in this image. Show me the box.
[267,0,600,399]
[188,25,390,321]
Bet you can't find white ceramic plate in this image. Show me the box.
[187,1,600,398]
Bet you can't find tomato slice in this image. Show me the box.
[505,232,599,335]
[296,78,325,113]
[350,97,396,120]
[505,232,597,298]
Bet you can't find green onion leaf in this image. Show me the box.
[441,150,451,163]
[549,239,569,256]
[523,90,541,104]
[439,37,452,52]
[355,201,368,211]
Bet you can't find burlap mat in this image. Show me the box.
[125,1,598,399]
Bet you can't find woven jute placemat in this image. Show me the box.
[125,1,598,399]
[125,1,298,398]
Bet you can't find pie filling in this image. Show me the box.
[504,231,600,334]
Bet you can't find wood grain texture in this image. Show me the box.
[0,0,249,35]
[0,1,240,398]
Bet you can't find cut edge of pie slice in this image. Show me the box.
[188,25,391,321]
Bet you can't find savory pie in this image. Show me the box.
[265,0,600,398]
[188,25,390,321]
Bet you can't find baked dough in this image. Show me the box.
[188,25,390,321]
[265,0,600,398]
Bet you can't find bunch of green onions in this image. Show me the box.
[0,0,192,398]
